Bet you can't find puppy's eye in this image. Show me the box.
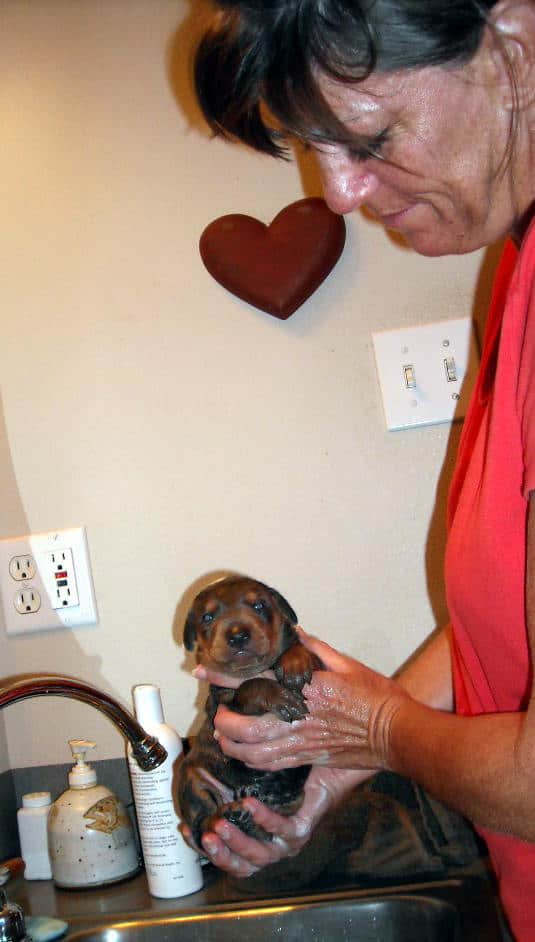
[201,612,214,624]
[253,600,268,615]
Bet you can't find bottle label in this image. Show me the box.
[127,723,202,896]
[129,760,184,867]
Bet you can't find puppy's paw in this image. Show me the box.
[224,804,271,840]
[275,643,323,690]
[205,802,271,841]
[232,678,307,722]
[269,684,308,721]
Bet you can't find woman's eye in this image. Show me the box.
[348,128,390,161]
[371,128,390,156]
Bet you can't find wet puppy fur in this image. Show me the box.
[177,576,322,849]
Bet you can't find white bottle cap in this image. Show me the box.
[133,684,164,726]
[22,791,51,808]
[68,739,97,787]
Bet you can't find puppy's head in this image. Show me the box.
[184,576,298,678]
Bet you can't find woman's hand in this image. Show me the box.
[212,630,410,774]
[180,765,370,878]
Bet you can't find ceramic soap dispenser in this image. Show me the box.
[47,739,139,888]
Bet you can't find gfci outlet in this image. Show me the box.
[0,526,98,636]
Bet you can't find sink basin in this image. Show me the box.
[68,894,460,942]
[60,874,501,942]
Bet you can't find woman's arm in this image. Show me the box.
[387,494,535,836]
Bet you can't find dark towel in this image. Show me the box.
[234,771,483,894]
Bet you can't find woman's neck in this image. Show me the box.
[511,200,535,246]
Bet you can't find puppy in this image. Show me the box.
[177,576,321,848]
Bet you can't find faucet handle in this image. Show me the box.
[0,888,29,942]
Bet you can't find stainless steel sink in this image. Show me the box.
[61,869,502,942]
[68,894,459,941]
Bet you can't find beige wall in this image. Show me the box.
[1,0,495,770]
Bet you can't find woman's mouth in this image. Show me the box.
[378,204,415,229]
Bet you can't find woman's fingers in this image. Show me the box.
[200,830,259,877]
[180,811,290,876]
[192,665,241,688]
[214,704,310,743]
[215,732,304,768]
[199,811,297,875]
[216,722,345,770]
[192,665,276,688]
[241,797,314,843]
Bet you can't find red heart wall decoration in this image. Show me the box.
[199,197,346,320]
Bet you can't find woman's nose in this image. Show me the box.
[315,151,379,215]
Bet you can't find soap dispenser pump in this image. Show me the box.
[68,739,97,787]
[47,739,140,888]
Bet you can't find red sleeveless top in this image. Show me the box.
[447,228,535,938]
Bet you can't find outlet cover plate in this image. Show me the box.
[372,317,480,431]
[0,526,98,635]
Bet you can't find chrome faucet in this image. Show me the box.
[0,888,29,942]
[0,675,167,770]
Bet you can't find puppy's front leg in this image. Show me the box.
[232,677,308,722]
[275,642,323,690]
[178,763,232,847]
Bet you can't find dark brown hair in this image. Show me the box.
[194,0,499,156]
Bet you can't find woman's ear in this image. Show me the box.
[487,0,535,110]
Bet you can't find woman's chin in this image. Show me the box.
[399,229,473,257]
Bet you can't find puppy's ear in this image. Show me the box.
[268,587,298,625]
[183,610,198,651]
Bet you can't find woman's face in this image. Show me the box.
[311,50,527,256]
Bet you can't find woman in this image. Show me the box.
[187,1,535,937]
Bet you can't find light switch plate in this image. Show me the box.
[372,317,480,431]
[0,526,98,635]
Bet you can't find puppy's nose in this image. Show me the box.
[226,625,250,649]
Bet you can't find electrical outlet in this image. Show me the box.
[44,547,80,609]
[0,527,98,635]
[9,555,36,581]
[13,588,41,614]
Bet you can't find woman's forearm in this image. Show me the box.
[387,501,535,838]
[385,628,535,837]
[306,627,455,800]
[387,697,535,839]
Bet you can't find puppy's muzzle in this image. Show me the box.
[226,624,251,650]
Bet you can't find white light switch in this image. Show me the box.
[403,365,416,389]
[372,317,479,431]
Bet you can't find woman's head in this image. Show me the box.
[194,1,535,256]
[194,0,498,155]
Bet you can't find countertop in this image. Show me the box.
[8,865,236,924]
